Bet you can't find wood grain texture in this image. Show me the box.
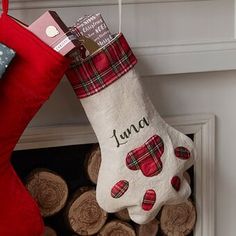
[136,218,159,236]
[66,188,108,235]
[160,200,197,236]
[98,220,136,236]
[26,169,68,217]
[114,209,131,222]
[85,144,101,184]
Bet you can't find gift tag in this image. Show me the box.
[78,36,100,59]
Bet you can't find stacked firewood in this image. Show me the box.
[25,144,196,236]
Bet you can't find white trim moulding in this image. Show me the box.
[133,39,236,75]
[16,113,215,236]
[5,0,210,10]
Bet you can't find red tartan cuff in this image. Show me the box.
[66,33,137,99]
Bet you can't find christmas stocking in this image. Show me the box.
[66,33,195,224]
[0,1,69,235]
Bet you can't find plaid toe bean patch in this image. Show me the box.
[175,146,191,160]
[142,189,156,211]
[171,176,181,192]
[126,135,165,177]
[66,33,137,99]
[111,180,129,199]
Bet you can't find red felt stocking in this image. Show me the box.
[0,1,69,235]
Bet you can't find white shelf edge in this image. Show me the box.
[133,40,236,75]
[4,0,209,10]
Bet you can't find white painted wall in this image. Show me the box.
[5,0,236,235]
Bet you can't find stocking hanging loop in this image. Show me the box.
[118,0,122,33]
[2,0,9,14]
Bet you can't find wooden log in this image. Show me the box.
[136,218,159,236]
[114,209,131,222]
[98,220,136,236]
[26,169,68,217]
[66,188,108,235]
[43,226,57,236]
[160,200,197,236]
[85,144,101,184]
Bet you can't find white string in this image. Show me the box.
[118,0,122,33]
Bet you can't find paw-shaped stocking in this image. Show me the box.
[66,33,195,224]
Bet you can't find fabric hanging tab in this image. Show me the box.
[2,0,9,14]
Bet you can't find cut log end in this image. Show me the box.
[43,226,57,236]
[136,218,159,236]
[98,220,136,236]
[66,189,108,235]
[160,199,197,236]
[26,169,68,217]
[114,209,131,222]
[85,145,101,184]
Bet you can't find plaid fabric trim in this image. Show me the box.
[66,33,137,99]
[111,180,129,199]
[171,176,181,192]
[126,135,164,177]
[175,146,191,160]
[142,189,156,211]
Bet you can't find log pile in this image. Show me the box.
[23,144,196,236]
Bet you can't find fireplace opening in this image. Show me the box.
[11,134,195,236]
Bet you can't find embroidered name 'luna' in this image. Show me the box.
[111,117,150,148]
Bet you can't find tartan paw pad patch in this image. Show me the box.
[111,180,129,199]
[171,176,181,192]
[126,135,164,177]
[175,146,191,160]
[142,189,156,211]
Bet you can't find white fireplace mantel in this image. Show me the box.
[3,0,236,76]
[16,113,215,236]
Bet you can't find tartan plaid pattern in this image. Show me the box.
[142,189,156,211]
[66,33,137,99]
[111,180,129,199]
[171,176,181,192]
[126,135,164,177]
[175,146,191,160]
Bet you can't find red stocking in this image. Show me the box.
[0,1,69,235]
